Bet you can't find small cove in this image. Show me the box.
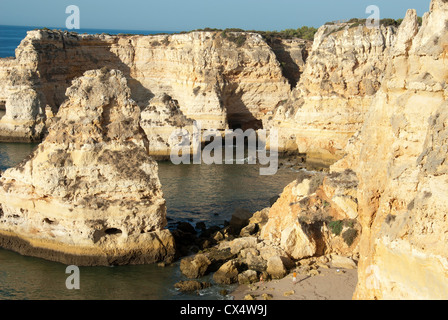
[0,142,305,299]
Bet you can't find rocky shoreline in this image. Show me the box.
[169,167,361,298]
[0,0,447,300]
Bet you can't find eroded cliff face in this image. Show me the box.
[258,0,448,299]
[0,69,175,266]
[0,30,292,148]
[0,25,398,163]
[260,169,361,261]
[264,23,396,164]
[332,1,448,299]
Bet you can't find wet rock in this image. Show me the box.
[176,221,197,234]
[229,208,253,235]
[174,280,212,292]
[204,247,237,272]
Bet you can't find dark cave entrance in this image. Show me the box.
[226,113,263,131]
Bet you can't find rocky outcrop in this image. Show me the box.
[0,55,46,142]
[173,190,360,289]
[264,22,397,164]
[0,69,175,265]
[140,93,194,159]
[330,2,448,299]
[0,30,292,150]
[260,169,361,260]
[0,24,399,164]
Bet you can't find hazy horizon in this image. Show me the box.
[0,0,431,32]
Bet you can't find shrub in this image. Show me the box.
[328,220,343,235]
[343,219,356,228]
[342,228,358,246]
[221,31,247,47]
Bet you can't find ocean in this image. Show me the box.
[0,25,300,300]
[0,25,173,58]
[0,145,298,300]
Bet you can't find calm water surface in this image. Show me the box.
[0,142,298,300]
[0,24,302,300]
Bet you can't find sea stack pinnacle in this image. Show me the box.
[0,68,176,266]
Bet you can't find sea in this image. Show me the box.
[0,25,173,58]
[0,25,300,300]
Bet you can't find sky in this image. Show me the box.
[0,0,432,32]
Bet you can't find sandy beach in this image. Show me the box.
[231,266,358,300]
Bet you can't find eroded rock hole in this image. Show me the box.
[0,100,5,120]
[105,228,122,235]
[43,218,55,224]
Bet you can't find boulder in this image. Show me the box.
[248,208,270,230]
[238,270,259,284]
[204,247,236,272]
[245,253,267,273]
[229,208,253,234]
[330,254,357,270]
[213,259,242,285]
[239,223,258,237]
[229,237,258,255]
[174,280,212,292]
[266,256,287,279]
[180,254,211,278]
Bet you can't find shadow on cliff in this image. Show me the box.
[36,31,154,116]
[266,38,308,89]
[220,82,262,131]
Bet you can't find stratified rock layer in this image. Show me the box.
[264,23,396,163]
[0,31,291,147]
[334,1,448,299]
[0,69,175,266]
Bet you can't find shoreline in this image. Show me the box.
[230,266,358,300]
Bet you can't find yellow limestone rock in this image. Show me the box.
[0,30,291,146]
[332,2,448,299]
[0,69,175,266]
[264,22,396,162]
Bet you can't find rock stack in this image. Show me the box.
[0,69,175,266]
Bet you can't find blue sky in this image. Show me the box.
[0,0,431,32]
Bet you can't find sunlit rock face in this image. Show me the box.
[334,1,448,299]
[0,69,175,266]
[0,30,292,147]
[264,22,396,164]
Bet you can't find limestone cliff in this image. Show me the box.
[140,93,195,159]
[264,22,396,164]
[0,69,175,266]
[0,31,291,150]
[260,0,448,299]
[334,2,448,299]
[260,169,361,261]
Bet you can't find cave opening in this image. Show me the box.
[0,100,5,120]
[105,228,123,235]
[226,113,263,131]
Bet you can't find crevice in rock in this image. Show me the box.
[220,82,263,131]
[266,38,310,89]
